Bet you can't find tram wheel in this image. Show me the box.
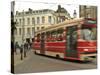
[34,51,37,54]
[56,54,60,59]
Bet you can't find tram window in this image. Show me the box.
[72,31,77,41]
[46,31,51,42]
[81,28,97,40]
[57,29,64,41]
[71,31,77,50]
[91,28,97,40]
[51,30,57,42]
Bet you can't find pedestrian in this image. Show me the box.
[25,42,28,51]
[20,44,23,60]
[30,42,32,49]
[27,42,29,50]
[24,42,27,57]
[15,42,19,54]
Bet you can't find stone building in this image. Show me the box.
[55,5,71,23]
[14,5,71,45]
[79,5,97,19]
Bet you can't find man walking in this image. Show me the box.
[24,42,28,57]
[15,42,19,54]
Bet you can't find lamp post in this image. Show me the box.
[11,1,15,73]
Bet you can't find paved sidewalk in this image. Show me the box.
[14,49,33,66]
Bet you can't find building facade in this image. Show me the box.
[14,5,71,45]
[79,5,97,19]
[55,5,71,23]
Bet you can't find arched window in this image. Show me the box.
[32,18,35,24]
[42,16,45,24]
[37,17,40,24]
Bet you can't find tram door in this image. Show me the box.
[66,26,78,58]
[40,33,45,54]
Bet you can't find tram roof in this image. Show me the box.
[35,17,84,34]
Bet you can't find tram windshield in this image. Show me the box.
[81,28,97,40]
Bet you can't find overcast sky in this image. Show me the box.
[14,0,80,18]
[13,0,98,18]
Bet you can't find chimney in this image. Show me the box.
[58,5,61,10]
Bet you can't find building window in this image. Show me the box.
[32,27,35,35]
[15,28,17,35]
[19,19,21,25]
[19,28,21,35]
[53,17,55,24]
[48,16,52,24]
[27,28,30,35]
[15,19,19,25]
[36,11,38,13]
[42,16,45,24]
[27,18,30,25]
[32,18,35,24]
[41,27,44,29]
[23,18,25,25]
[37,27,39,30]
[16,19,17,23]
[37,17,40,24]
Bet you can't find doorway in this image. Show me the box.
[66,26,78,58]
[40,33,45,54]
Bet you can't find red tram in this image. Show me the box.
[33,18,97,61]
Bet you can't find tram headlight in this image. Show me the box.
[84,49,89,51]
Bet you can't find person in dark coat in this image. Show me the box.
[24,42,28,51]
[20,44,23,60]
[24,42,28,57]
[15,42,19,54]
